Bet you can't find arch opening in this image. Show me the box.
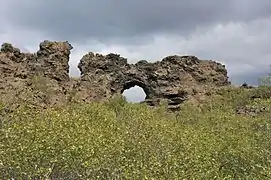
[122,86,146,103]
[121,80,150,103]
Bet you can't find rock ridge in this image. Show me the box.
[0,40,230,110]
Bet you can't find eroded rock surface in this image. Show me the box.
[0,40,230,110]
[78,52,229,110]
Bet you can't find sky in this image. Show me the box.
[1,1,271,102]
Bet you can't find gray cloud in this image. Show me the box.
[3,0,271,43]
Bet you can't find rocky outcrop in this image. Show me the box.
[0,40,230,110]
[236,105,267,116]
[78,52,229,110]
[0,40,72,80]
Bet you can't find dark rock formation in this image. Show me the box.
[240,82,254,89]
[35,40,73,81]
[78,53,229,110]
[0,40,72,81]
[0,40,230,110]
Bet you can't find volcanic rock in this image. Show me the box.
[0,40,230,110]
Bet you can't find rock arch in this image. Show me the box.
[78,51,230,109]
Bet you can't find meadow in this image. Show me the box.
[0,85,270,179]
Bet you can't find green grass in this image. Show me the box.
[0,86,270,179]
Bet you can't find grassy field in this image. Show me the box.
[0,85,270,179]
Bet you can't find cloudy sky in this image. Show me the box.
[1,1,271,102]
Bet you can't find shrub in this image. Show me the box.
[0,87,270,179]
